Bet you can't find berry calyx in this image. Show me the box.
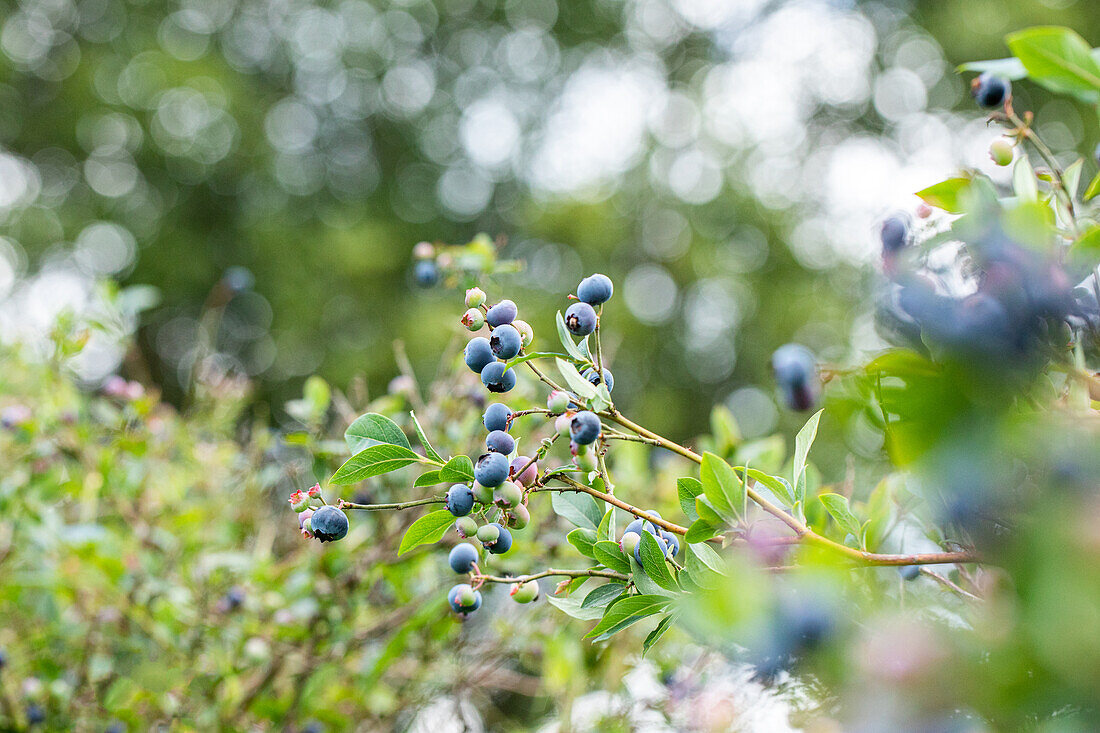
[564,302,597,337]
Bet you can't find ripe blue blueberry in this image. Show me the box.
[577,274,614,305]
[582,367,614,391]
[481,362,517,393]
[464,338,496,374]
[880,215,909,256]
[448,583,482,614]
[898,565,920,581]
[771,343,820,412]
[414,260,439,287]
[486,430,515,455]
[310,505,349,543]
[483,403,512,432]
[26,704,45,726]
[486,299,518,327]
[624,518,656,536]
[486,522,513,554]
[449,542,479,573]
[474,451,510,488]
[570,411,601,445]
[445,484,475,516]
[564,302,597,336]
[489,324,522,359]
[971,72,1010,108]
[661,531,680,558]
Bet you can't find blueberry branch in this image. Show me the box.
[339,497,445,511]
[471,567,628,584]
[1004,105,1077,227]
[593,409,982,567]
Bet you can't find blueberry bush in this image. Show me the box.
[4,24,1100,731]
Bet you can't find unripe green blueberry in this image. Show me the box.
[465,287,486,308]
[455,516,478,538]
[547,390,570,413]
[508,503,530,530]
[989,138,1014,166]
[461,308,485,331]
[473,481,495,505]
[494,480,523,508]
[510,579,540,603]
[576,449,598,473]
[620,531,641,555]
[289,490,311,512]
[555,411,574,437]
[476,523,500,544]
[512,319,534,348]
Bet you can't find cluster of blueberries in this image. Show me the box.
[870,71,1095,371]
[461,287,532,393]
[618,514,680,563]
[289,485,349,543]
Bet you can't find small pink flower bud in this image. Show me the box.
[306,483,322,499]
[289,490,310,512]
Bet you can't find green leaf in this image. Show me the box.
[819,493,862,537]
[555,358,598,400]
[1071,226,1100,262]
[695,496,723,526]
[684,518,718,544]
[700,452,743,523]
[915,177,971,213]
[409,411,442,463]
[956,56,1027,79]
[552,491,602,530]
[593,540,631,574]
[413,470,443,488]
[397,510,456,555]
[504,351,565,370]
[597,509,613,541]
[1013,155,1039,202]
[547,591,605,620]
[677,477,703,522]
[345,413,410,454]
[1006,26,1100,102]
[630,558,675,598]
[1064,158,1084,198]
[331,443,422,484]
[580,582,625,609]
[742,468,795,507]
[567,528,598,558]
[793,409,823,506]
[642,614,675,656]
[638,532,679,592]
[555,311,591,364]
[586,595,671,640]
[1084,170,1100,201]
[439,455,475,483]
[687,542,726,577]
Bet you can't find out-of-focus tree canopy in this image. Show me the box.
[0,0,1096,441]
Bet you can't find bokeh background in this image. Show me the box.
[0,0,1096,438]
